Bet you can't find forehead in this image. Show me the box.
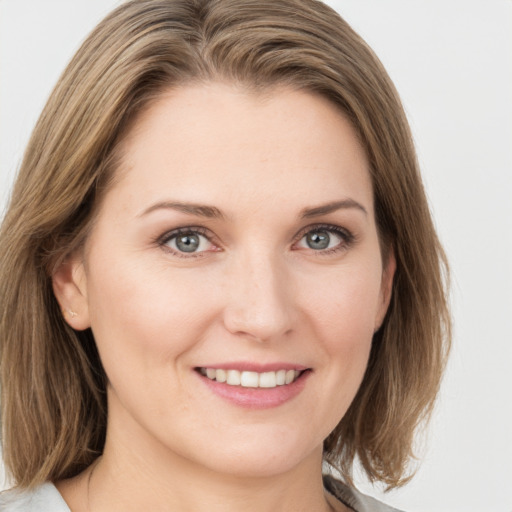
[106,82,373,219]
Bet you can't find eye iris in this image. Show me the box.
[306,231,330,250]
[175,233,200,252]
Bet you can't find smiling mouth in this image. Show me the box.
[196,368,306,388]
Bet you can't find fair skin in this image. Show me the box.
[53,83,395,512]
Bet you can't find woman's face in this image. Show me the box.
[57,83,394,478]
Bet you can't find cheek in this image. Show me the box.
[318,294,374,381]
[301,263,383,340]
[85,255,219,372]
[299,265,381,391]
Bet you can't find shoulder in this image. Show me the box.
[0,482,70,511]
[324,475,406,512]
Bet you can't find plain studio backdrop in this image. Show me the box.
[0,1,511,511]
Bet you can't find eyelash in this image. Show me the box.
[294,223,356,255]
[157,226,216,259]
[156,223,355,259]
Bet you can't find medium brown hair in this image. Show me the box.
[0,0,450,490]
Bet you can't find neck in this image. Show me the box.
[90,438,333,512]
[57,394,344,512]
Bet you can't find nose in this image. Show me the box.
[222,249,295,342]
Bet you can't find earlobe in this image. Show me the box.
[374,249,397,332]
[52,255,91,331]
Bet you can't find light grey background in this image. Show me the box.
[1,1,511,511]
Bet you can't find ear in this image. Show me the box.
[374,248,396,332]
[52,254,91,331]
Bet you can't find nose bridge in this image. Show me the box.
[223,245,293,341]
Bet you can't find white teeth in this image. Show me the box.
[276,369,286,386]
[285,369,296,385]
[200,368,303,388]
[216,369,227,383]
[226,369,241,386]
[259,371,277,388]
[240,371,259,388]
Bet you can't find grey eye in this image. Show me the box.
[175,234,200,252]
[305,231,331,250]
[165,231,211,253]
[297,228,344,251]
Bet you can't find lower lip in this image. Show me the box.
[197,371,310,409]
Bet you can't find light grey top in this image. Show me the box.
[324,475,404,512]
[0,482,69,511]
[0,477,404,512]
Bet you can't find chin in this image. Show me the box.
[188,428,323,479]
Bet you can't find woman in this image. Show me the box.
[0,1,450,511]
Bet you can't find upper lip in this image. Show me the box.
[195,362,309,372]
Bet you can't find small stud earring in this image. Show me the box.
[67,309,78,318]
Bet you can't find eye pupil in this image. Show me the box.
[306,231,330,250]
[176,234,200,252]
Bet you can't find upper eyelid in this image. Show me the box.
[158,226,214,244]
[294,223,353,240]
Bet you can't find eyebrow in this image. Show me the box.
[139,198,367,220]
[139,201,225,219]
[300,199,367,218]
